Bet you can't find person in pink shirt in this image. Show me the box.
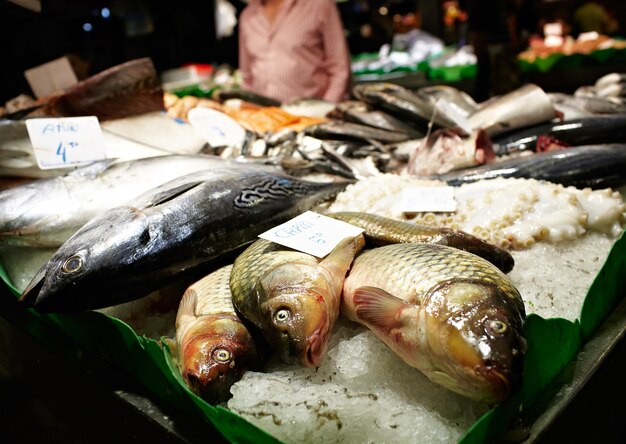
[238,0,351,103]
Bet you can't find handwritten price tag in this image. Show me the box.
[259,211,364,258]
[395,186,457,213]
[25,116,107,169]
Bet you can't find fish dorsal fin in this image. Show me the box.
[353,286,408,330]
[133,178,205,209]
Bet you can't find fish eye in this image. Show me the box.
[488,320,508,335]
[213,348,231,362]
[62,255,83,273]
[274,308,291,323]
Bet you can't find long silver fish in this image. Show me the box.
[0,154,255,248]
[492,115,626,155]
[19,168,348,312]
[230,235,365,367]
[342,243,526,404]
[174,264,264,403]
[467,84,558,137]
[436,144,626,189]
[353,83,455,129]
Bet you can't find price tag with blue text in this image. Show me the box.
[25,116,107,169]
[259,211,364,258]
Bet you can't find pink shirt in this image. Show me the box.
[238,0,351,103]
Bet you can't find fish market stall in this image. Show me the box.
[1,58,626,443]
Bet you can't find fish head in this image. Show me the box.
[180,318,258,403]
[255,262,332,367]
[20,207,154,312]
[426,279,526,404]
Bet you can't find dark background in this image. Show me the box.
[1,0,626,103]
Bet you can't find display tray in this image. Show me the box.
[0,230,624,443]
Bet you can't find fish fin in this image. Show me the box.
[19,265,47,306]
[162,337,177,354]
[176,287,198,326]
[320,234,365,287]
[353,286,408,331]
[136,179,205,208]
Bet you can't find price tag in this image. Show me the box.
[188,107,246,148]
[259,211,365,258]
[25,116,107,169]
[395,186,457,213]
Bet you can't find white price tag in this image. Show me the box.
[25,116,107,169]
[259,211,365,258]
[188,107,246,148]
[396,186,457,213]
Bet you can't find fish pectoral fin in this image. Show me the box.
[353,286,409,332]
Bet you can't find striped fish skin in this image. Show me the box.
[342,243,526,404]
[175,265,262,403]
[328,212,514,273]
[231,235,365,367]
[20,168,347,312]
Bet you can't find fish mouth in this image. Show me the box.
[18,266,46,309]
[476,365,512,404]
[305,333,322,367]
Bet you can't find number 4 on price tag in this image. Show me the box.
[25,116,107,169]
[259,211,364,258]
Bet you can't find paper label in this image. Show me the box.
[396,186,457,213]
[25,116,107,169]
[259,211,364,258]
[187,107,246,148]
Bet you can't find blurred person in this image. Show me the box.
[238,0,351,103]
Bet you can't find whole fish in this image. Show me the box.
[19,168,348,312]
[342,243,526,404]
[0,154,253,248]
[492,116,626,156]
[353,83,455,129]
[328,212,514,273]
[415,85,478,118]
[466,84,557,137]
[174,264,265,403]
[43,58,164,121]
[230,235,365,367]
[436,144,626,189]
[304,120,410,144]
[330,101,424,139]
[549,92,626,120]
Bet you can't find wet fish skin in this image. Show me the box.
[328,212,514,273]
[492,116,626,155]
[20,168,348,312]
[175,264,264,403]
[436,144,626,189]
[342,243,526,404]
[467,84,557,137]
[353,83,455,129]
[230,235,365,367]
[332,101,424,138]
[0,155,252,248]
[304,120,410,144]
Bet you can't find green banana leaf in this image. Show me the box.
[1,228,624,444]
